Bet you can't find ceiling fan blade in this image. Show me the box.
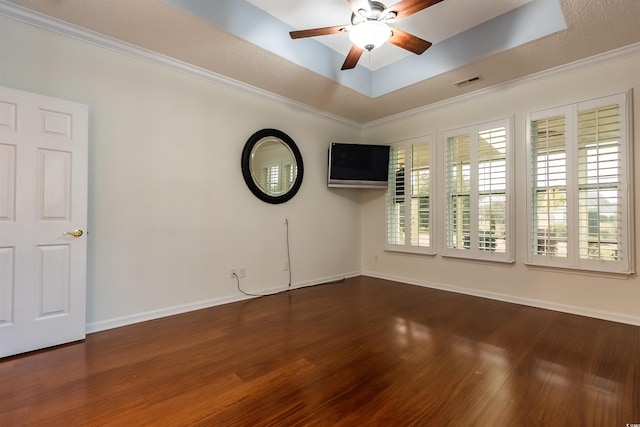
[388,27,432,54]
[390,0,443,20]
[341,45,364,70]
[289,25,346,39]
[346,0,371,15]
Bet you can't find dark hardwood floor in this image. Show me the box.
[1,276,639,426]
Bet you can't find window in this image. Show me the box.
[443,119,513,262]
[386,136,434,254]
[526,92,633,273]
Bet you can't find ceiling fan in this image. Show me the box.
[289,0,443,70]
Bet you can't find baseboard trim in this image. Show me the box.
[88,270,638,333]
[85,294,249,334]
[85,271,361,334]
[362,270,640,326]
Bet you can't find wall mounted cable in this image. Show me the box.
[235,218,345,298]
[236,218,293,297]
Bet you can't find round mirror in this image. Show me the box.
[241,129,304,204]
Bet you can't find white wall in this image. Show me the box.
[0,15,363,331]
[361,48,640,325]
[3,12,639,331]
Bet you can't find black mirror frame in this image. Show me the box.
[241,128,304,204]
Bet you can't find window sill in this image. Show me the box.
[384,246,435,256]
[523,261,634,278]
[441,253,514,265]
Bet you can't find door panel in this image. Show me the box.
[37,244,71,317]
[0,143,15,220]
[0,247,13,325]
[0,85,88,358]
[39,149,71,220]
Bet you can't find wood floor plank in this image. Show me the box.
[1,276,639,426]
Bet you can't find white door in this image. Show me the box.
[0,85,88,358]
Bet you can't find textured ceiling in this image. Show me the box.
[244,0,535,71]
[2,0,640,124]
[162,0,566,98]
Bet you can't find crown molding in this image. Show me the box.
[364,41,640,128]
[0,0,362,128]
[3,0,638,129]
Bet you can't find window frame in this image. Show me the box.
[441,118,514,263]
[525,92,634,274]
[385,135,435,255]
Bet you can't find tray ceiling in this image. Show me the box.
[2,0,640,123]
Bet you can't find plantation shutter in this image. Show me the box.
[387,145,405,246]
[409,143,430,247]
[445,133,471,250]
[444,119,512,262]
[530,113,568,258]
[577,103,622,262]
[477,126,508,253]
[386,137,433,254]
[527,92,631,273]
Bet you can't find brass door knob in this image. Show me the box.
[63,230,84,238]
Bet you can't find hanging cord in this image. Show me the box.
[234,272,286,297]
[234,272,345,298]
[235,219,345,297]
[236,218,293,297]
[285,218,292,289]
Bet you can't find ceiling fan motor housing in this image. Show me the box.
[351,1,388,25]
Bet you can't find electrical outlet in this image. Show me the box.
[230,268,247,278]
[229,267,247,279]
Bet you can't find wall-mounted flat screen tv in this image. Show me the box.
[328,143,390,189]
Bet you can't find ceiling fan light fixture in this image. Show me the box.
[349,20,392,51]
